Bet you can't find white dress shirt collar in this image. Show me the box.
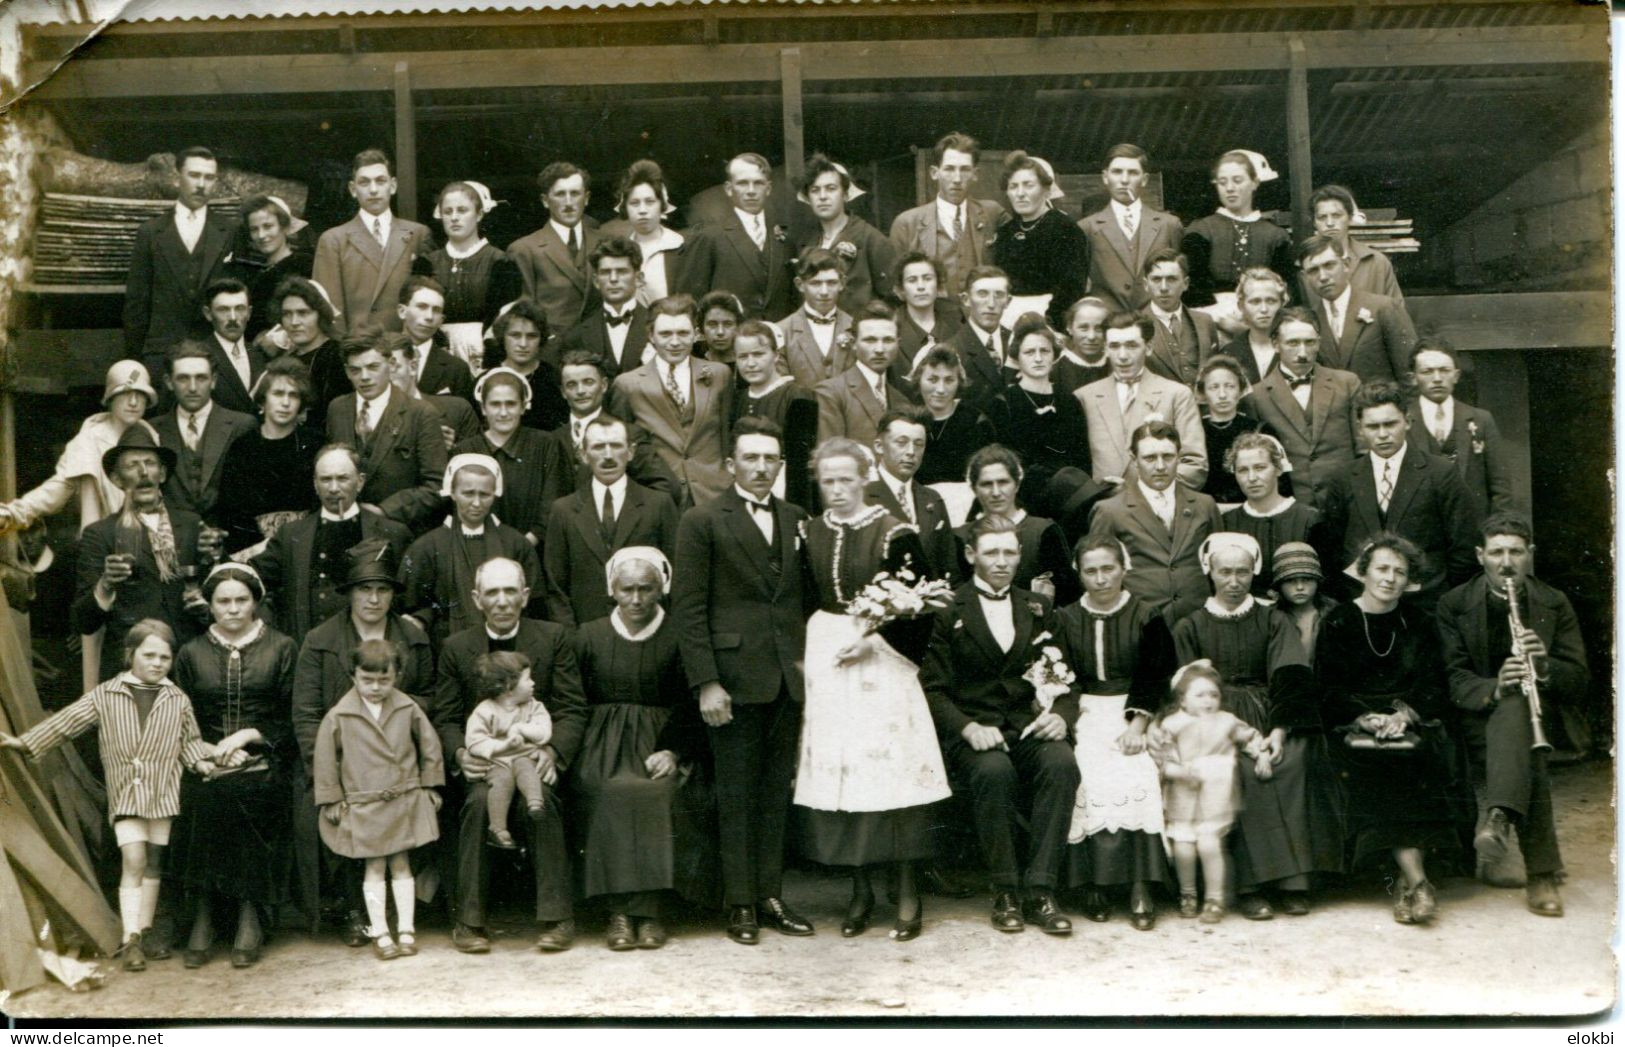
[362,210,393,242]
[1137,479,1176,525]
[569,406,602,445]
[1149,303,1183,328]
[320,502,361,523]
[662,356,692,388]
[550,219,581,247]
[1111,199,1142,226]
[178,399,213,435]
[734,484,772,508]
[936,197,967,237]
[1372,442,1409,484]
[485,622,521,641]
[591,474,629,515]
[732,208,765,237]
[357,383,392,417]
[1425,398,1455,434]
[413,340,433,383]
[854,361,887,395]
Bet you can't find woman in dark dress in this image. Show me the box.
[1196,354,1267,507]
[991,152,1088,330]
[1317,533,1462,925]
[794,439,948,941]
[484,297,569,434]
[794,153,898,316]
[914,346,996,525]
[1220,432,1321,597]
[264,275,348,432]
[953,444,1080,606]
[892,253,963,384]
[169,564,298,968]
[216,356,323,557]
[428,181,523,374]
[450,367,571,549]
[1057,537,1174,929]
[986,315,1093,528]
[573,547,708,950]
[1171,532,1343,919]
[731,320,817,511]
[229,195,314,341]
[1182,150,1295,310]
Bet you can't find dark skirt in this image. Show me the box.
[1328,720,1464,871]
[1066,830,1170,888]
[799,806,935,867]
[169,759,291,905]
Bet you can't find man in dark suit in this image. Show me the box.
[433,556,586,954]
[1437,513,1588,917]
[324,324,449,533]
[1078,143,1184,314]
[253,444,411,642]
[947,265,1015,411]
[1317,381,1482,608]
[508,162,603,338]
[184,277,266,416]
[671,417,815,945]
[918,513,1077,935]
[867,408,954,579]
[385,332,479,450]
[71,427,209,682]
[775,247,854,390]
[1408,339,1515,518]
[150,341,255,521]
[1139,249,1217,388]
[560,237,650,378]
[1247,306,1361,509]
[677,153,794,319]
[1223,267,1288,387]
[814,302,918,446]
[124,145,235,363]
[1299,233,1416,387]
[312,148,434,336]
[542,414,679,627]
[548,350,678,501]
[397,276,475,404]
[888,132,1001,297]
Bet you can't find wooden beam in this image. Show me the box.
[23,26,1607,100]
[1286,36,1314,244]
[393,61,416,221]
[780,48,804,189]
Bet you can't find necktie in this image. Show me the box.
[1327,300,1343,339]
[1378,459,1395,513]
[229,342,250,389]
[1121,208,1137,241]
[872,377,887,408]
[806,312,835,326]
[750,216,765,251]
[664,364,686,408]
[1164,316,1181,347]
[370,216,385,248]
[1432,410,1450,446]
[1118,381,1136,416]
[895,483,915,524]
[568,226,580,258]
[1287,371,1314,390]
[950,207,964,243]
[185,414,200,451]
[976,588,1010,602]
[604,311,630,328]
[357,397,373,440]
[600,487,616,546]
[571,418,585,447]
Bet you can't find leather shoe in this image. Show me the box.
[606,913,636,951]
[1129,908,1156,932]
[1279,891,1311,916]
[230,945,260,969]
[1475,807,1512,866]
[841,895,874,938]
[120,934,147,972]
[758,897,814,936]
[1410,880,1438,922]
[890,906,923,943]
[343,910,370,948]
[535,919,575,952]
[1079,889,1111,923]
[452,923,490,954]
[139,927,172,961]
[372,936,400,961]
[991,891,1024,933]
[1023,891,1072,935]
[1238,893,1275,920]
[1393,888,1415,925]
[182,946,211,969]
[636,919,668,949]
[919,865,975,899]
[727,905,759,945]
[1526,874,1564,917]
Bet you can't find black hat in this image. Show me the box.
[1041,466,1107,538]
[339,537,404,592]
[101,422,177,477]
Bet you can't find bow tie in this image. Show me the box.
[975,587,1011,602]
[1286,371,1314,390]
[806,312,837,326]
[604,311,632,328]
[746,498,774,516]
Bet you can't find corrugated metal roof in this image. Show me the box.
[110,0,934,21]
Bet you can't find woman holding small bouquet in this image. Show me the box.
[794,438,954,942]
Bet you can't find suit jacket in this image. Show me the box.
[151,405,257,520]
[542,479,680,627]
[197,335,267,416]
[776,308,855,391]
[1079,205,1184,314]
[434,618,587,777]
[1142,307,1218,387]
[865,477,955,580]
[887,197,1001,295]
[561,305,651,378]
[548,418,681,503]
[417,342,476,402]
[422,393,481,446]
[607,358,733,507]
[1076,372,1207,489]
[1086,484,1221,624]
[1249,366,1362,508]
[1314,289,1416,386]
[1318,447,1483,602]
[946,322,1014,411]
[253,509,411,641]
[671,486,811,705]
[1407,398,1515,519]
[918,585,1071,740]
[71,507,205,683]
[325,392,449,532]
[1437,574,1589,715]
[676,213,794,319]
[814,366,918,447]
[508,221,603,339]
[1297,237,1404,306]
[312,213,434,335]
[1222,331,1280,387]
[123,207,236,356]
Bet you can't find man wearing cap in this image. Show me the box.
[124,145,236,362]
[150,341,256,523]
[71,426,212,683]
[253,444,411,643]
[290,537,434,943]
[542,414,679,628]
[398,454,542,650]
[434,556,586,954]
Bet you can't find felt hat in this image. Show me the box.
[338,537,403,592]
[100,421,176,476]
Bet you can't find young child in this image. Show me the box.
[1272,542,1337,658]
[0,619,216,971]
[463,651,552,850]
[312,638,444,961]
[1151,659,1271,924]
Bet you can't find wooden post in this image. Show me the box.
[393,61,418,221]
[0,391,14,501]
[780,47,804,188]
[1287,36,1313,241]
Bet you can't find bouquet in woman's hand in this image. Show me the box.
[1020,633,1075,738]
[845,567,954,634]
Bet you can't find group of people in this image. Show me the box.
[0,131,1588,974]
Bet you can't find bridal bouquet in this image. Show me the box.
[1020,633,1075,736]
[846,567,954,634]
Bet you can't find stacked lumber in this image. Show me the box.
[31,194,242,288]
[1350,207,1419,255]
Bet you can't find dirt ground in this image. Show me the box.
[5,760,1616,1022]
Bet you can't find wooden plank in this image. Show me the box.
[6,328,124,393]
[393,61,417,222]
[1286,36,1314,244]
[24,26,1608,100]
[1406,291,1612,351]
[780,48,805,192]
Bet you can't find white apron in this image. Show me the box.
[1068,692,1165,842]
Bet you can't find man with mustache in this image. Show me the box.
[187,278,265,416]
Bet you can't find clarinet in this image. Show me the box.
[1504,576,1554,753]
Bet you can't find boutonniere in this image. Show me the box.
[834,241,858,262]
[1467,420,1485,455]
[1356,307,1375,325]
[222,251,234,264]
[953,618,965,631]
[1026,600,1045,618]
[694,368,715,387]
[834,332,855,355]
[772,225,788,243]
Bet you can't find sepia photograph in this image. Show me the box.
[0,0,1614,1023]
